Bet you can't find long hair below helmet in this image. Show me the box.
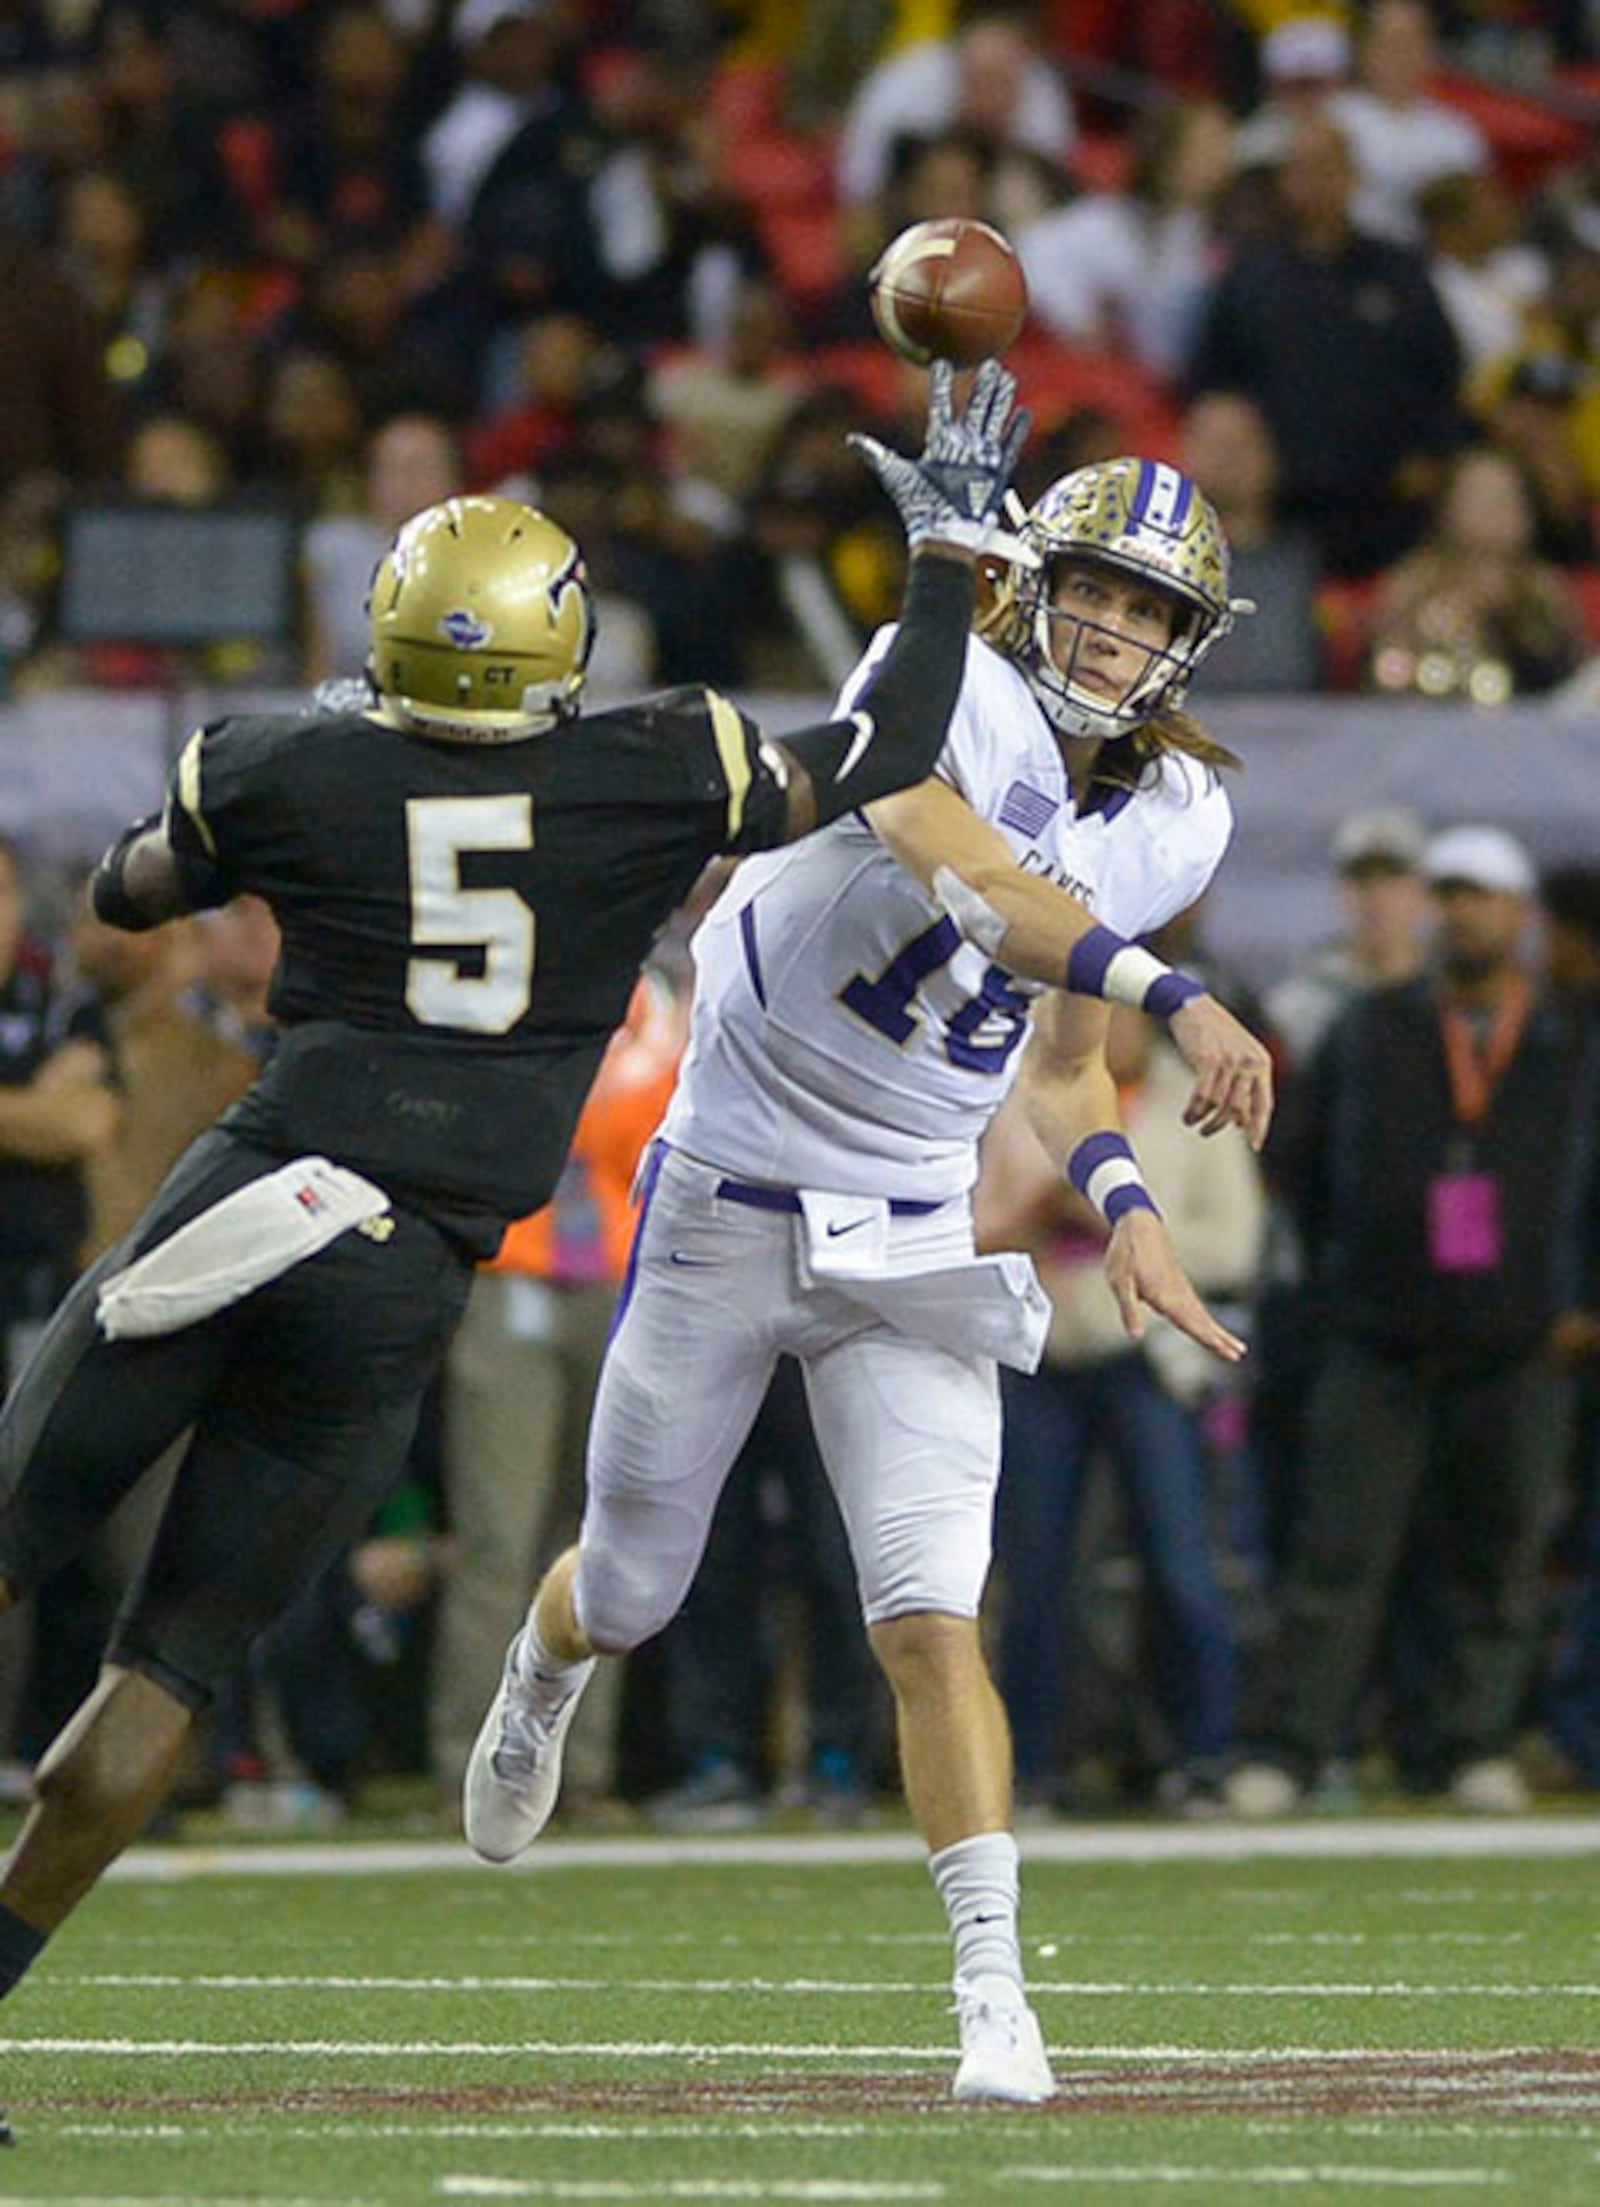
[367,494,596,742]
[977,457,1245,765]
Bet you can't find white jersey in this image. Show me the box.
[659,630,1232,1201]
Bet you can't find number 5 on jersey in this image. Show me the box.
[406,795,535,1034]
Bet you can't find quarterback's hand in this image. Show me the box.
[849,358,1031,554]
[1105,1209,1247,1364]
[1168,993,1274,1151]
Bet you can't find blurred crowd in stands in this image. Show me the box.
[4,0,1600,1830]
[1,0,1600,701]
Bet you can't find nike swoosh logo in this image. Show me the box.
[825,1216,875,1239]
[668,1251,719,1268]
[833,709,875,783]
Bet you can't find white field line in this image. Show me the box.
[438,2184,944,2202]
[61,2122,886,2143]
[1002,2169,1509,2190]
[61,1971,1600,2000]
[99,1818,1600,1881]
[1,2037,1592,2066]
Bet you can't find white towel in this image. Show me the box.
[97,1156,392,1341]
[838,1253,1050,1374]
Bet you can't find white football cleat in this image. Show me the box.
[463,1631,595,1863]
[951,1973,1056,2104]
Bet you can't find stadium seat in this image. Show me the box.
[723,133,834,215]
[761,206,849,312]
[1432,70,1588,196]
[1568,566,1600,646]
[709,58,786,142]
[1316,576,1383,694]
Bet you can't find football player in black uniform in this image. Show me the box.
[0,361,1029,2040]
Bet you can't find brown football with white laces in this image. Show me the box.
[869,217,1029,369]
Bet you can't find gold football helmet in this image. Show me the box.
[367,495,595,742]
[980,457,1240,741]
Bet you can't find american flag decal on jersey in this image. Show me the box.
[998,780,1059,839]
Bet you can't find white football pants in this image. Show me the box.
[573,1145,1017,1652]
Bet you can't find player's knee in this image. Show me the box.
[574,1557,681,1656]
[869,1608,981,1697]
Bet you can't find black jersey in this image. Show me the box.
[166,689,788,1242]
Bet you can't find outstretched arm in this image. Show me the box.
[765,359,1030,838]
[1020,991,1247,1363]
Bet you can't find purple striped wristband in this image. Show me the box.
[1064,924,1206,1019]
[1067,1130,1161,1224]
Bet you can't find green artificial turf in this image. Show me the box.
[0,1839,1596,2203]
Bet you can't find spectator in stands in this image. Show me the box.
[260,345,366,516]
[70,909,258,1266]
[738,380,901,689]
[1539,864,1600,1788]
[1498,222,1600,510]
[88,3,250,267]
[304,408,464,686]
[53,169,170,392]
[1018,99,1236,381]
[152,276,268,485]
[249,3,444,290]
[584,45,766,351]
[1232,14,1351,176]
[413,0,601,396]
[1332,0,1489,249]
[1367,443,1586,701]
[1265,808,1432,1074]
[1230,826,1590,1817]
[0,219,125,499]
[1179,390,1322,694]
[649,276,804,514]
[429,974,684,1829]
[980,1010,1264,1817]
[836,2,1076,266]
[1419,169,1549,381]
[1482,352,1597,566]
[650,1358,880,1831]
[1251,807,1433,1573]
[1542,864,1600,1008]
[420,0,585,232]
[1187,113,1463,574]
[467,308,616,476]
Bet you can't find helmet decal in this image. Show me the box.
[439,608,492,649]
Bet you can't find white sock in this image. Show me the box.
[929,1830,1024,1993]
[515,1613,593,1697]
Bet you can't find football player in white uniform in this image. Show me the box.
[465,453,1273,2103]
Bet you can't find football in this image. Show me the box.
[868,217,1029,369]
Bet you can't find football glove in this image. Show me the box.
[849,359,1032,554]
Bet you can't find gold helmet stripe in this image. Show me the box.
[175,728,219,858]
[706,689,752,842]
